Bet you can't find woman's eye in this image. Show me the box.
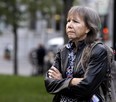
[67,20,70,22]
[67,19,79,23]
[73,20,78,23]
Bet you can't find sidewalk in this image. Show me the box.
[0,57,33,76]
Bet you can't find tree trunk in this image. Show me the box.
[12,1,18,75]
[13,25,18,75]
[63,0,74,44]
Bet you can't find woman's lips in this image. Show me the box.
[67,31,75,34]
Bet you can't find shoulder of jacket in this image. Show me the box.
[90,42,107,56]
[58,44,67,52]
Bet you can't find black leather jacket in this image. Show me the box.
[45,41,108,102]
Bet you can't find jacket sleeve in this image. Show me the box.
[44,49,72,94]
[70,44,108,98]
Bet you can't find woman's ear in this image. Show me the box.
[85,28,90,34]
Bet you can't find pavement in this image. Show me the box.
[0,57,33,76]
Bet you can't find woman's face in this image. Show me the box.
[66,13,89,41]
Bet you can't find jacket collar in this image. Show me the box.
[65,40,86,50]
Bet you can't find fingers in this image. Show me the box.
[48,69,56,78]
[48,66,57,78]
[51,66,59,73]
[48,66,62,80]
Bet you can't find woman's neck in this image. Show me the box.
[72,34,87,45]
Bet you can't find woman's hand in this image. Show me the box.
[70,78,83,86]
[48,66,62,80]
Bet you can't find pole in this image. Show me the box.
[62,0,74,44]
[113,0,116,60]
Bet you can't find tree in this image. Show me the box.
[22,0,63,30]
[0,0,25,75]
[0,0,63,75]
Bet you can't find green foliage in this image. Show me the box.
[0,0,23,27]
[0,75,53,102]
[0,0,63,25]
[22,0,63,15]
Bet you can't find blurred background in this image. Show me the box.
[0,0,115,102]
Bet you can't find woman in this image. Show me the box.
[45,6,108,102]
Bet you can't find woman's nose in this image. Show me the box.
[67,21,73,28]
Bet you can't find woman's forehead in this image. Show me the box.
[67,12,83,20]
[68,10,78,16]
[68,9,83,17]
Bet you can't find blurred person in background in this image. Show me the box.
[29,48,38,76]
[29,44,46,76]
[45,6,109,102]
[36,43,46,75]
[4,43,12,60]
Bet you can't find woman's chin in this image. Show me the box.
[68,35,74,39]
